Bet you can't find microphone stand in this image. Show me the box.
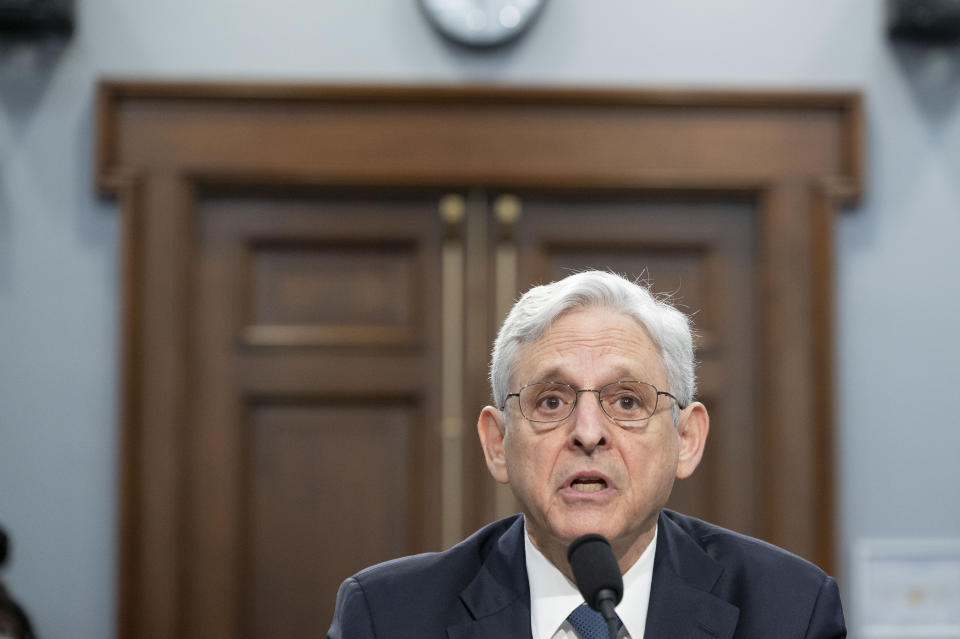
[596,588,619,639]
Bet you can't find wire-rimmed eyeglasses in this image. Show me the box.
[500,380,684,430]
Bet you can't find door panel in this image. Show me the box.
[246,403,414,637]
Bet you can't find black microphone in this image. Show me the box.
[567,533,623,639]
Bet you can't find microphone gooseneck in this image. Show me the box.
[567,533,623,639]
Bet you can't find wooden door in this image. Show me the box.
[188,189,444,637]
[96,83,862,638]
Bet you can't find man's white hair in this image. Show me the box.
[489,270,696,422]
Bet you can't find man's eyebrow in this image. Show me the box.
[528,366,565,382]
[526,366,646,384]
[610,366,640,380]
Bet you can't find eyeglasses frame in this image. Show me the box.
[500,379,686,424]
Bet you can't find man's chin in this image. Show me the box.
[549,515,621,546]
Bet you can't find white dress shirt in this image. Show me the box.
[524,521,657,639]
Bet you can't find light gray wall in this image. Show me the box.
[2,1,958,637]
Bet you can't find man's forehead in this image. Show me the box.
[526,307,656,352]
[512,308,667,384]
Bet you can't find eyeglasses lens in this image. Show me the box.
[517,381,658,425]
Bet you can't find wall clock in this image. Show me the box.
[418,0,547,48]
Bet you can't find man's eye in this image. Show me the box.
[538,395,563,410]
[610,393,646,412]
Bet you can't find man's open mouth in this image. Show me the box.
[570,477,608,492]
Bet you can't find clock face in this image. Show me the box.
[419,0,546,48]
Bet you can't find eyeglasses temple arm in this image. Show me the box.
[658,390,687,410]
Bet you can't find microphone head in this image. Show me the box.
[566,533,624,611]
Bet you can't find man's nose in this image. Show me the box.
[568,391,609,453]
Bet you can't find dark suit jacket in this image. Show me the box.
[328,509,846,638]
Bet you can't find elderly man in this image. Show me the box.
[329,270,845,639]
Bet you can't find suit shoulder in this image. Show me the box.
[350,514,520,591]
[659,510,845,636]
[329,515,526,637]
[661,509,828,584]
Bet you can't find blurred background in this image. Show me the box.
[2,1,960,637]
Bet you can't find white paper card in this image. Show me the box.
[857,540,960,638]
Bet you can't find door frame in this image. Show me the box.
[96,81,862,639]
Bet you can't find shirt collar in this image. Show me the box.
[524,518,658,639]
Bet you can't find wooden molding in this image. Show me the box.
[96,81,862,199]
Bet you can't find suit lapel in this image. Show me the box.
[644,513,740,639]
[445,512,740,639]
[448,516,533,639]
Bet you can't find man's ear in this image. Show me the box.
[477,406,509,484]
[675,402,709,480]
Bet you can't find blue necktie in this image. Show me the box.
[567,603,621,639]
